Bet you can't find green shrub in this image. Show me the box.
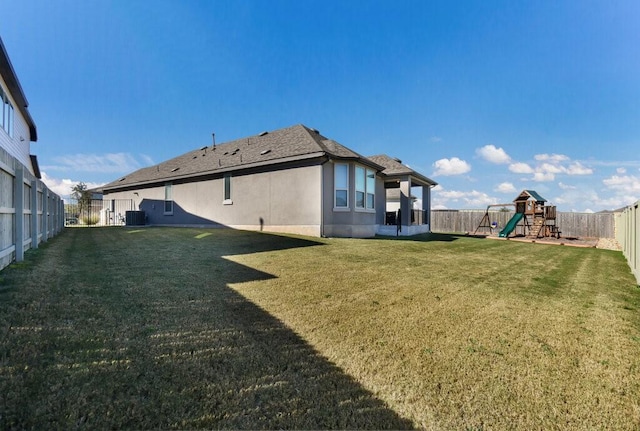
[80,214,99,225]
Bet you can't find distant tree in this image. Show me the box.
[71,182,92,218]
[499,206,511,212]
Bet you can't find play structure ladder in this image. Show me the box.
[529,217,546,238]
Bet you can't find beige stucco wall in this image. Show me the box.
[321,161,379,238]
[105,164,323,236]
[105,160,397,238]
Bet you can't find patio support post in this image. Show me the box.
[422,185,430,227]
[400,178,412,228]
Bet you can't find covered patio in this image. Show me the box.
[368,155,438,236]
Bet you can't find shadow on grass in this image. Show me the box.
[0,228,414,430]
[374,232,477,242]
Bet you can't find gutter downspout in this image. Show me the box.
[320,156,330,237]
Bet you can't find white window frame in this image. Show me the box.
[366,168,375,210]
[223,173,233,205]
[164,182,173,215]
[334,163,349,210]
[0,87,13,138]
[355,164,376,212]
[0,87,5,132]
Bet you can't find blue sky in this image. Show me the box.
[2,0,639,212]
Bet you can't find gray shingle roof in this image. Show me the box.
[367,154,438,186]
[102,124,381,191]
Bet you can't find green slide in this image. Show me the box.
[499,213,524,237]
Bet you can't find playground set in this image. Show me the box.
[474,190,560,238]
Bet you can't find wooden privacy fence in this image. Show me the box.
[0,146,64,271]
[431,209,616,238]
[616,201,639,284]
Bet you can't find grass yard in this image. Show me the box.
[1,228,639,430]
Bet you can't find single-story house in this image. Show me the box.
[101,124,437,237]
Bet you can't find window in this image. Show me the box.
[8,104,13,138]
[366,168,375,209]
[355,165,376,210]
[355,166,365,208]
[164,183,173,214]
[223,174,232,204]
[0,88,4,131]
[0,87,13,137]
[334,163,348,208]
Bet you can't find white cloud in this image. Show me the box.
[534,153,569,163]
[603,175,640,193]
[509,162,534,174]
[532,172,555,182]
[432,157,471,176]
[617,167,626,174]
[539,162,565,174]
[597,194,639,209]
[433,188,496,208]
[495,182,516,193]
[476,144,511,164]
[558,182,576,190]
[430,136,442,143]
[42,153,153,174]
[41,172,104,201]
[583,208,595,214]
[510,155,594,183]
[566,162,593,175]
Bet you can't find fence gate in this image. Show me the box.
[65,199,134,227]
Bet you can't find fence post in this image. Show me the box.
[42,187,49,242]
[59,198,64,233]
[31,179,38,249]
[14,165,24,262]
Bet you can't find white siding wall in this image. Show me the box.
[0,78,32,175]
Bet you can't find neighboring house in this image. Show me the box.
[101,124,437,237]
[0,37,38,175]
[0,37,63,270]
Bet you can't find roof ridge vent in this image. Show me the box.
[259,131,268,136]
[260,149,271,155]
[310,128,320,134]
[393,157,402,164]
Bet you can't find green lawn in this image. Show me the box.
[1,227,639,430]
